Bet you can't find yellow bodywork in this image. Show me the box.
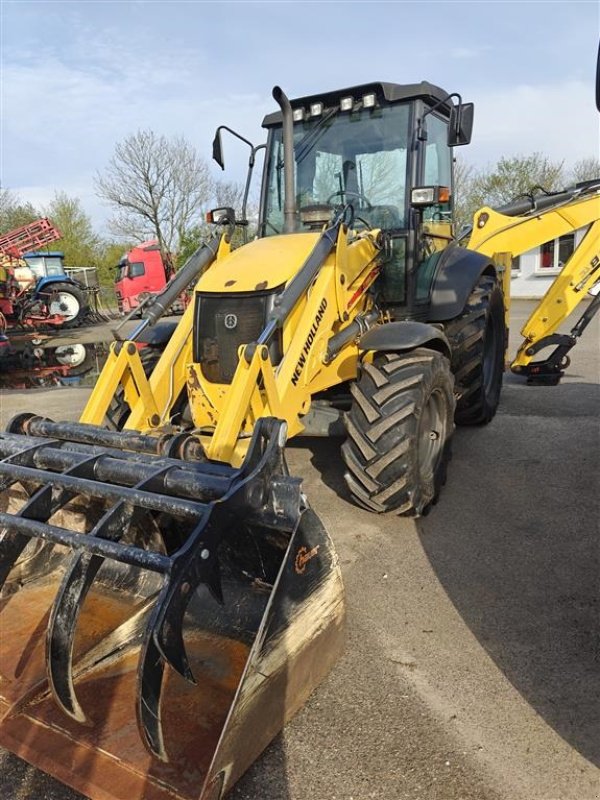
[81,186,599,465]
[467,189,600,369]
[82,224,382,466]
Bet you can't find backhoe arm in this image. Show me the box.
[467,183,600,383]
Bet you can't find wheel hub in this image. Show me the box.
[49,292,80,321]
[417,388,447,482]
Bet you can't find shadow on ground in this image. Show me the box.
[418,379,600,766]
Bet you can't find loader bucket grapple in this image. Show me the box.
[0,415,344,800]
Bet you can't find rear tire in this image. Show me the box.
[46,282,88,328]
[445,274,505,425]
[342,348,455,516]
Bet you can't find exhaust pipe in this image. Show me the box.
[272,86,297,234]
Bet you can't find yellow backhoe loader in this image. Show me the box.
[0,72,596,800]
[1,80,503,800]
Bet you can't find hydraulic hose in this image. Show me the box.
[128,233,220,340]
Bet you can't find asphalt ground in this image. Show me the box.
[0,300,598,800]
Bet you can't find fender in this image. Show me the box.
[34,275,79,294]
[427,242,497,321]
[359,320,451,359]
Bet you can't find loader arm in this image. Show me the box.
[188,217,383,465]
[467,182,600,383]
[80,232,226,429]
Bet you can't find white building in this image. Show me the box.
[510,229,586,299]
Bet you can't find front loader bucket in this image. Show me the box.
[0,416,344,800]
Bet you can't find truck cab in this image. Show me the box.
[114,241,170,313]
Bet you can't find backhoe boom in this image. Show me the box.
[467,182,600,383]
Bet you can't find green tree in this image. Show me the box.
[95,240,133,288]
[0,188,39,235]
[469,154,565,209]
[569,157,600,184]
[453,153,565,237]
[452,155,477,236]
[43,192,100,268]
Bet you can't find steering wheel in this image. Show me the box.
[326,190,373,210]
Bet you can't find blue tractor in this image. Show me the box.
[19,250,88,328]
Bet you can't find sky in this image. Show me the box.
[2,0,599,234]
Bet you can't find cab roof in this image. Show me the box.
[23,251,64,258]
[262,81,451,127]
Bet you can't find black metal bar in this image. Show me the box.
[570,288,600,338]
[0,447,100,590]
[129,232,221,338]
[495,181,600,218]
[0,461,204,519]
[21,417,172,456]
[0,512,172,573]
[16,418,209,464]
[325,308,380,362]
[0,429,232,480]
[33,448,231,501]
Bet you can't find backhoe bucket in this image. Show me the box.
[0,416,344,800]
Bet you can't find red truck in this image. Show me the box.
[114,240,174,314]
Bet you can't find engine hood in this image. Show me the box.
[196,233,321,293]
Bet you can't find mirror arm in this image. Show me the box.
[418,92,462,140]
[241,144,266,243]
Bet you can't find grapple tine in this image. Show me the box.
[0,452,100,592]
[47,466,176,720]
[152,524,224,683]
[137,585,170,761]
[0,439,58,589]
[46,511,133,721]
[0,485,52,588]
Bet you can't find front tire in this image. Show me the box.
[342,348,455,516]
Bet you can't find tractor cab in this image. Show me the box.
[23,250,68,279]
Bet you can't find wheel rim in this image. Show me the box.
[49,292,80,321]
[417,388,447,482]
[54,344,87,367]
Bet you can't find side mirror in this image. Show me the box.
[448,102,474,147]
[206,207,236,225]
[212,129,225,170]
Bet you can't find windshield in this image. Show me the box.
[24,255,65,278]
[262,103,411,235]
[115,263,128,282]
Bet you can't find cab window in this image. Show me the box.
[129,262,146,278]
[423,114,452,222]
